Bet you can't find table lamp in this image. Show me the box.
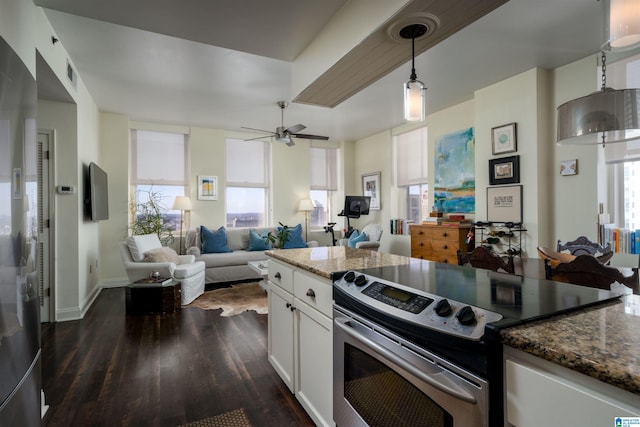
[298,198,316,242]
[172,196,192,255]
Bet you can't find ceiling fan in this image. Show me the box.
[242,101,329,147]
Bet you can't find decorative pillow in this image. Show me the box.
[200,225,232,254]
[143,246,180,263]
[247,228,272,251]
[348,231,368,248]
[127,234,162,262]
[281,223,307,249]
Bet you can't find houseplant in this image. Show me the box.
[264,224,291,249]
[129,189,174,246]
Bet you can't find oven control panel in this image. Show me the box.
[334,270,503,341]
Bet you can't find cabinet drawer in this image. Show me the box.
[430,251,459,264]
[269,260,294,293]
[294,270,332,317]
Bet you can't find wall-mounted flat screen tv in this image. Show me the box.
[88,162,109,221]
[344,195,370,218]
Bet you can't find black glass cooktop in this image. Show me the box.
[350,260,623,331]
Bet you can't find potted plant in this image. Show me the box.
[129,189,174,246]
[264,224,291,249]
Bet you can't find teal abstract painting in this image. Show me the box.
[434,127,475,213]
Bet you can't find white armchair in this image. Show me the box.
[119,234,206,305]
[339,223,383,251]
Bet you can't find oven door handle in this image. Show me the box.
[335,317,477,404]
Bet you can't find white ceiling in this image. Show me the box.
[35,0,606,142]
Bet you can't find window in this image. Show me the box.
[395,127,429,224]
[310,147,338,228]
[130,129,189,232]
[226,138,269,228]
[604,53,640,250]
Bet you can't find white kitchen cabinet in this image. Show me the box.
[504,347,640,427]
[267,259,334,427]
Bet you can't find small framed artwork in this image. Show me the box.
[560,159,578,176]
[197,175,218,201]
[491,122,517,155]
[489,155,520,185]
[362,172,381,210]
[487,185,522,223]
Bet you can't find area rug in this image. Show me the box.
[179,408,252,426]
[187,282,267,317]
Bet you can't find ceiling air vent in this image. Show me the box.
[66,59,77,91]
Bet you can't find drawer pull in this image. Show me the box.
[419,242,424,247]
[275,272,281,279]
[286,302,295,312]
[419,231,424,235]
[442,232,448,238]
[306,289,316,298]
[442,245,448,250]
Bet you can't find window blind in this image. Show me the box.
[396,127,428,186]
[310,147,337,191]
[226,139,269,187]
[131,129,187,185]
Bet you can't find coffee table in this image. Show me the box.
[248,260,269,291]
[126,279,181,315]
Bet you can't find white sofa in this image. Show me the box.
[338,223,383,251]
[119,234,206,305]
[185,227,277,285]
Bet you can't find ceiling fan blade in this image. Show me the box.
[244,135,272,141]
[286,124,306,134]
[241,126,275,135]
[291,133,329,141]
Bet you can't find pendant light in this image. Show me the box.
[556,51,640,146]
[556,0,640,146]
[401,23,428,122]
[608,0,640,51]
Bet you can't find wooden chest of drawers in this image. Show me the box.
[410,224,471,264]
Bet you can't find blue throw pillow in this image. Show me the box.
[200,225,232,254]
[281,224,307,249]
[348,231,367,248]
[247,229,272,251]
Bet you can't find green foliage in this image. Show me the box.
[129,189,174,246]
[264,225,291,249]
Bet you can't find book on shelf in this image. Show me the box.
[134,276,172,286]
[390,219,414,235]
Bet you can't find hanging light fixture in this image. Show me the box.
[607,0,640,50]
[556,0,640,147]
[400,23,428,122]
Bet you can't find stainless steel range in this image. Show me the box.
[332,262,622,427]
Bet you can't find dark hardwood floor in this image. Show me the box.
[41,287,315,426]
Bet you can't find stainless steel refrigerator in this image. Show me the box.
[0,36,41,426]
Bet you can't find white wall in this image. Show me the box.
[2,0,102,320]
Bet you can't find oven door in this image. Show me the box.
[333,307,488,427]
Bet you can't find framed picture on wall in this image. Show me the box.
[491,122,517,155]
[487,185,522,223]
[489,155,520,185]
[197,175,218,201]
[362,172,381,210]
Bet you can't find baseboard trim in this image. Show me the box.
[100,278,128,288]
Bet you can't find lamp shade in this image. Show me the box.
[404,80,426,122]
[298,198,315,212]
[172,196,192,211]
[556,87,640,145]
[609,0,640,50]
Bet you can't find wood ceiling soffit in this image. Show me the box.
[293,0,508,108]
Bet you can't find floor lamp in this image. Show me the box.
[172,196,192,255]
[298,198,316,242]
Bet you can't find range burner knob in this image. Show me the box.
[354,275,368,287]
[433,299,452,317]
[456,306,476,326]
[343,271,356,282]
